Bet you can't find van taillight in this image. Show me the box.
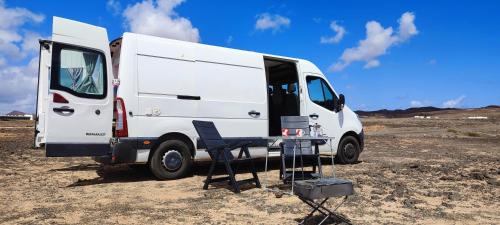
[53,93,69,103]
[115,97,128,137]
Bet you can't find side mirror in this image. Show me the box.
[336,94,345,112]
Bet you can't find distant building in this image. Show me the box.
[0,110,33,120]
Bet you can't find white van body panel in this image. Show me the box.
[116,34,270,160]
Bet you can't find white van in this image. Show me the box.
[35,17,364,179]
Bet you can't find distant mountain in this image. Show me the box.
[6,110,27,116]
[355,105,499,118]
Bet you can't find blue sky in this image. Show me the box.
[0,0,499,113]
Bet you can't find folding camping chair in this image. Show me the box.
[280,116,322,183]
[192,120,261,193]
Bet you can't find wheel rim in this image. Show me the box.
[344,143,356,160]
[162,150,183,171]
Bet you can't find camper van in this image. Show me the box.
[35,17,364,179]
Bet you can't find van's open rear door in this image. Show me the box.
[34,40,51,148]
[35,17,113,157]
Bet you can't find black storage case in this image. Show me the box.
[294,178,353,199]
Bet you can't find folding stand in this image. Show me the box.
[298,196,350,225]
[293,137,354,225]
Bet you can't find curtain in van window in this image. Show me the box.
[67,68,83,90]
[76,53,101,94]
[60,49,104,95]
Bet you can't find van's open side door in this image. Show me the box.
[36,17,114,157]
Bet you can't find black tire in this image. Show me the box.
[335,136,360,164]
[149,140,193,180]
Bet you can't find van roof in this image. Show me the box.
[116,32,323,75]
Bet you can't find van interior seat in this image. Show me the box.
[284,84,299,116]
[270,87,286,135]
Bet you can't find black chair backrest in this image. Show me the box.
[281,116,313,156]
[192,120,226,153]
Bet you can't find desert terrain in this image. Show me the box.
[0,108,499,224]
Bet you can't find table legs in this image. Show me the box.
[298,196,350,225]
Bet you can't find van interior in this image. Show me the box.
[265,58,300,136]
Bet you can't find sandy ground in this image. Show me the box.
[0,108,499,224]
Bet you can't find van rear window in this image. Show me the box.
[50,43,107,99]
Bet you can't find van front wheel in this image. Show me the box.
[335,136,360,164]
[149,140,193,180]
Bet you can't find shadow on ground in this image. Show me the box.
[63,157,356,188]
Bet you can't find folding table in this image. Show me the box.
[263,136,336,195]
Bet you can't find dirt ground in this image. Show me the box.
[0,108,499,225]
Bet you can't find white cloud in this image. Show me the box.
[106,0,121,16]
[255,13,290,33]
[0,0,44,63]
[329,12,418,72]
[0,1,44,114]
[398,12,418,41]
[320,21,346,44]
[364,59,380,69]
[20,31,42,54]
[428,59,437,65]
[123,0,200,42]
[0,1,44,38]
[0,57,39,114]
[442,95,466,108]
[410,100,423,107]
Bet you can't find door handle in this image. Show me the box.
[309,113,319,119]
[248,110,261,117]
[53,107,74,113]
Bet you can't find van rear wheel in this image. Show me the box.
[149,140,193,180]
[335,136,360,164]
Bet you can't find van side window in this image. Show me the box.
[50,43,107,99]
[306,76,337,111]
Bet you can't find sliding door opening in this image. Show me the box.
[265,58,300,136]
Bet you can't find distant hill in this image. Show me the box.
[355,105,499,118]
[6,110,27,116]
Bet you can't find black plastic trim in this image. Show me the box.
[196,137,268,149]
[177,95,201,100]
[112,142,137,163]
[111,137,269,163]
[111,137,156,163]
[46,143,110,157]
